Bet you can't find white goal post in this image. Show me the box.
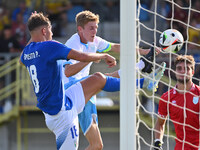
[120,0,137,150]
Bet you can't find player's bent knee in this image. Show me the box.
[92,72,106,84]
[89,143,103,150]
[94,143,103,150]
[96,142,103,150]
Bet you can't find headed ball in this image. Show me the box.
[159,29,184,53]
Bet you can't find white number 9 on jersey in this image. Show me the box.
[27,65,40,93]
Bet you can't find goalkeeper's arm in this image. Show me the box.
[154,117,167,150]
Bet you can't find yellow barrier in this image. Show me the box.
[0,57,21,122]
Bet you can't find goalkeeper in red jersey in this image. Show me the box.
[154,55,200,150]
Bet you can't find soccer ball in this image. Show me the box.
[159,29,184,53]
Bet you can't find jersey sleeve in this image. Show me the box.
[118,70,121,77]
[20,51,24,64]
[96,36,112,53]
[45,41,71,61]
[64,35,80,65]
[158,93,169,118]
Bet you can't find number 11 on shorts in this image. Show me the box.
[70,125,78,139]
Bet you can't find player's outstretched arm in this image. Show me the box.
[110,43,120,53]
[67,49,116,68]
[65,62,90,77]
[137,47,161,56]
[154,117,166,150]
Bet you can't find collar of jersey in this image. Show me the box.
[80,41,88,49]
[173,83,195,94]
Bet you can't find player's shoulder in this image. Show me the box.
[65,33,81,48]
[161,89,174,99]
[66,33,80,44]
[44,40,70,51]
[93,36,110,48]
[194,83,200,89]
[94,35,105,42]
[44,40,62,46]
[193,83,200,93]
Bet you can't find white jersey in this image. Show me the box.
[62,33,111,83]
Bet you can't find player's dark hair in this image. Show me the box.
[28,12,50,31]
[76,10,99,28]
[175,55,195,70]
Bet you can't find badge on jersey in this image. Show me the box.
[193,96,199,104]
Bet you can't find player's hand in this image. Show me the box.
[154,140,163,150]
[155,46,161,55]
[104,54,116,68]
[138,48,150,55]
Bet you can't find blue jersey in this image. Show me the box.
[20,41,71,115]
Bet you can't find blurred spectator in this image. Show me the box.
[0,5,11,36]
[191,0,200,26]
[167,0,188,40]
[67,2,84,23]
[11,13,27,49]
[59,12,68,37]
[11,1,31,24]
[45,0,71,37]
[0,25,21,53]
[183,0,190,7]
[158,1,171,18]
[138,0,151,22]
[84,1,104,21]
[103,0,119,22]
[156,1,171,31]
[188,19,200,50]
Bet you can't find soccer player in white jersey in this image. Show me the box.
[19,12,120,150]
[62,10,164,150]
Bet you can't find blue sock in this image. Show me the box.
[102,76,120,92]
[102,76,144,91]
[137,78,144,88]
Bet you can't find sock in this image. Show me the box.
[102,76,120,92]
[137,78,144,88]
[102,76,144,91]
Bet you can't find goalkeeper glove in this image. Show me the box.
[154,139,163,150]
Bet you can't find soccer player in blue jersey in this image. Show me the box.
[19,12,120,150]
[61,10,165,150]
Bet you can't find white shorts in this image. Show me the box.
[43,82,85,150]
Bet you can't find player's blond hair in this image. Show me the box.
[175,55,195,70]
[28,12,50,32]
[75,10,99,28]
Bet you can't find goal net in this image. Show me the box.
[136,0,200,149]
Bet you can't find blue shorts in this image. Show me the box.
[64,76,98,135]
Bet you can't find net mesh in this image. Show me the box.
[136,0,200,149]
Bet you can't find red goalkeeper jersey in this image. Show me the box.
[158,83,200,150]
